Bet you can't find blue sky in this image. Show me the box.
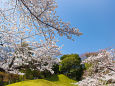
[56,0,115,55]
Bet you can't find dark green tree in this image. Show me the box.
[59,54,83,80]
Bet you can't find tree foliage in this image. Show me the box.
[59,54,83,80]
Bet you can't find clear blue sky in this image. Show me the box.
[56,0,115,55]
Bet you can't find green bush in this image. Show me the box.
[59,54,83,80]
[20,68,53,79]
[52,64,60,74]
[40,70,52,78]
[20,68,42,80]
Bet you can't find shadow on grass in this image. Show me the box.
[45,74,59,82]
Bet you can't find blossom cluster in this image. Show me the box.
[74,49,115,86]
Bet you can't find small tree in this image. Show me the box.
[59,54,83,80]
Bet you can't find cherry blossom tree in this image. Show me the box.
[74,49,115,86]
[0,0,82,40]
[0,27,61,74]
[0,0,82,74]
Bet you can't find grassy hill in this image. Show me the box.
[7,74,77,86]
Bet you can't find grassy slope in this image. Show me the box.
[7,74,77,86]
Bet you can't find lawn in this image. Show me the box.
[7,74,77,86]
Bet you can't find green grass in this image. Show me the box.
[7,74,77,86]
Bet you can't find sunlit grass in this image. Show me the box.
[7,74,77,86]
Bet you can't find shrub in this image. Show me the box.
[52,64,60,74]
[20,68,41,80]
